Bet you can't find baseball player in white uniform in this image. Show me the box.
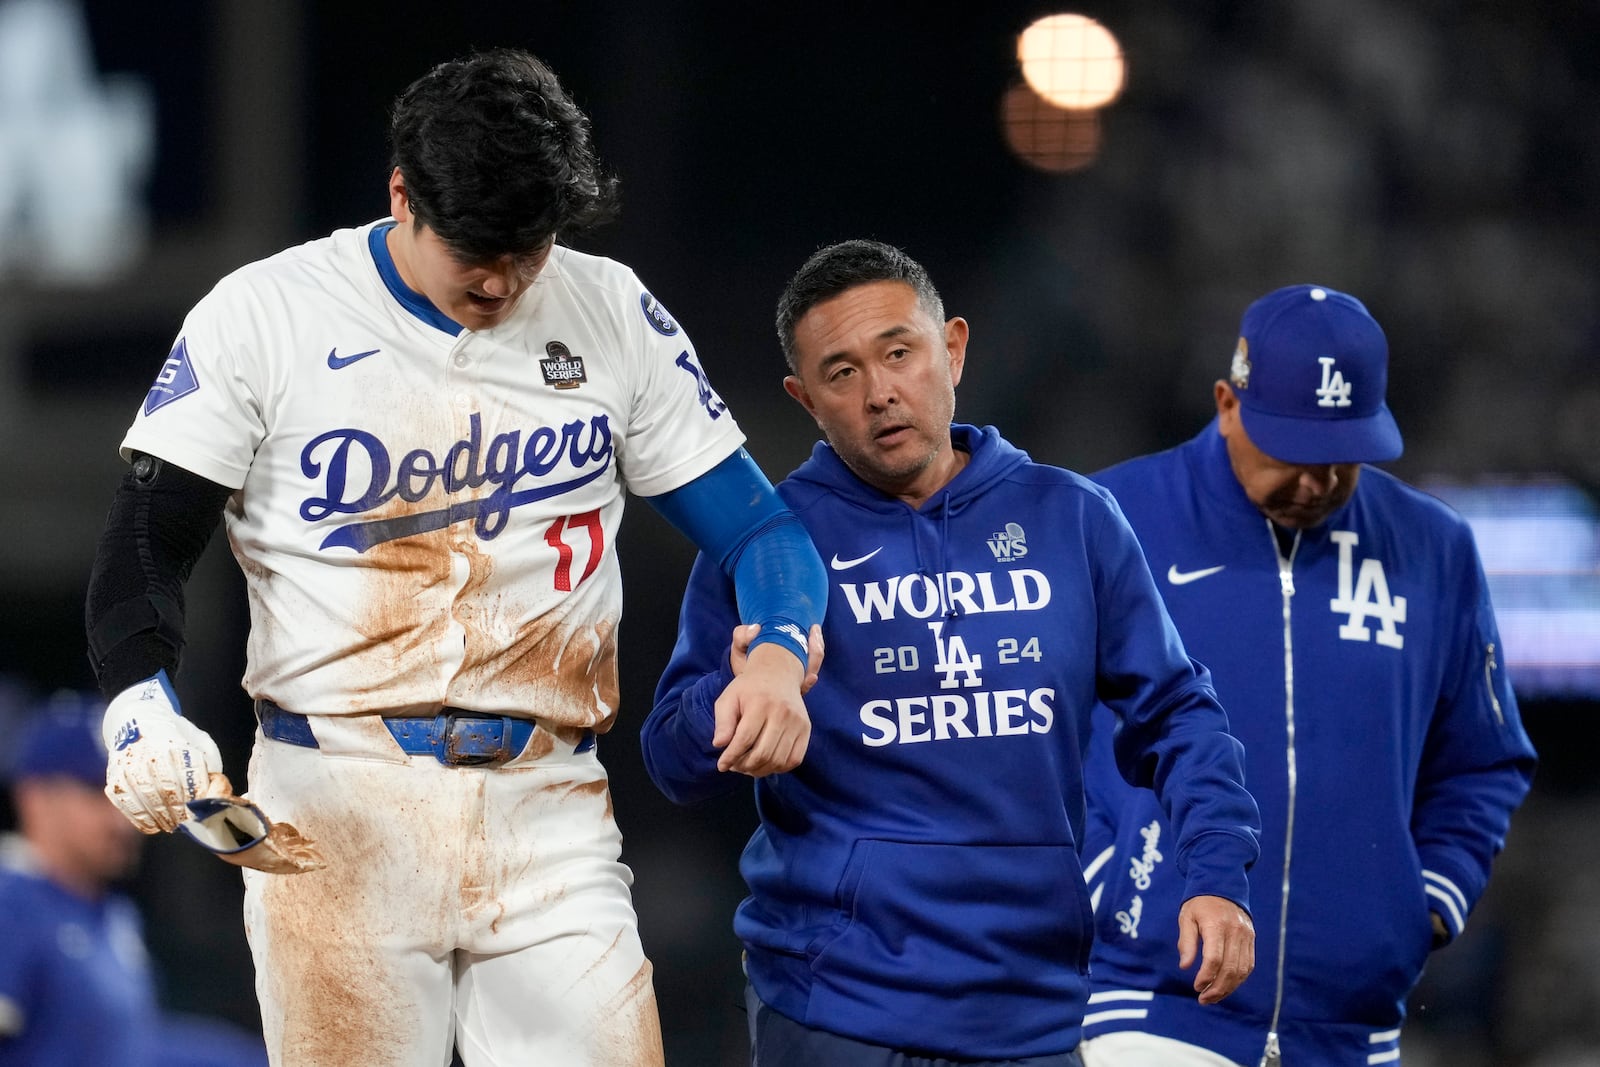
[83,49,827,1066]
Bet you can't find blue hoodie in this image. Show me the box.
[1082,423,1537,1066]
[644,424,1261,1059]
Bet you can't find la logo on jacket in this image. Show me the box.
[1329,531,1406,649]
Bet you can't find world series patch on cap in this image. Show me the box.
[1229,284,1404,465]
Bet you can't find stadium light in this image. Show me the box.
[1017,13,1126,111]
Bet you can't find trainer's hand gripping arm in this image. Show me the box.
[646,449,828,777]
[730,622,824,695]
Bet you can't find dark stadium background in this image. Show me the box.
[0,2,1596,1063]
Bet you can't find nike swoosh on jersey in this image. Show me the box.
[830,547,884,570]
[327,347,381,369]
[1167,564,1226,585]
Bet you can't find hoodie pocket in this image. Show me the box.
[809,839,1095,993]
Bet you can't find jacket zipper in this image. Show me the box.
[1260,521,1299,1067]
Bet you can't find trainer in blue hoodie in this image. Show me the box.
[643,240,1263,1066]
[1079,285,1538,1067]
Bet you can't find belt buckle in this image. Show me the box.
[433,712,512,767]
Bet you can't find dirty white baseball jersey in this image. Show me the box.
[121,220,745,726]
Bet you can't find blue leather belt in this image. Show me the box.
[255,700,594,766]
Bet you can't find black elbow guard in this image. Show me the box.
[85,454,233,695]
[87,592,187,676]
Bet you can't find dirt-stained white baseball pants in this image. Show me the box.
[240,718,663,1066]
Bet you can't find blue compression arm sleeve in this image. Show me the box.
[646,449,826,668]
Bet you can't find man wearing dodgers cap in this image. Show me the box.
[1223,285,1402,514]
[0,690,159,1065]
[0,689,269,1066]
[1077,285,1537,1066]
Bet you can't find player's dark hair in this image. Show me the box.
[774,239,946,373]
[388,48,620,262]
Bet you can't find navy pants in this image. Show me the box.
[746,985,1085,1067]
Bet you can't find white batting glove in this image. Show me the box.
[101,671,223,834]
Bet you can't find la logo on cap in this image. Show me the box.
[1230,283,1403,464]
[1315,356,1353,408]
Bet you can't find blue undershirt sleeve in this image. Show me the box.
[644,449,826,668]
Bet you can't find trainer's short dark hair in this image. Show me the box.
[775,239,945,373]
[389,48,620,262]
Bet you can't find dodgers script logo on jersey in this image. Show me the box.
[299,411,615,553]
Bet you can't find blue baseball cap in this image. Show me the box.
[1228,284,1403,464]
[7,691,108,788]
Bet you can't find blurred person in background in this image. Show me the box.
[1079,285,1538,1067]
[0,686,267,1066]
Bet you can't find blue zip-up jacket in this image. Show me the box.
[1082,423,1537,1067]
[644,424,1261,1060]
[0,837,158,1067]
